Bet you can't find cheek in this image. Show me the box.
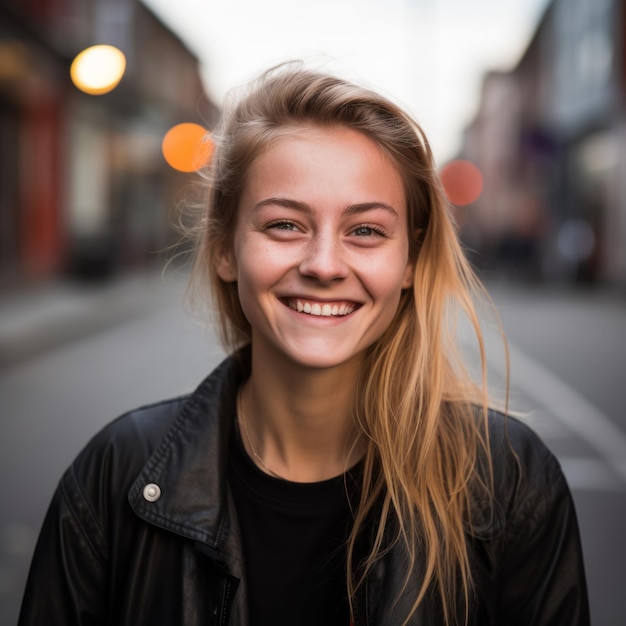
[234,249,279,317]
[235,276,263,331]
[237,244,278,285]
[369,251,412,293]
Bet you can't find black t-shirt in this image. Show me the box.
[229,424,361,626]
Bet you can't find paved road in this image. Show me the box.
[1,274,624,624]
[488,280,626,626]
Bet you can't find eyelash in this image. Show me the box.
[351,224,387,237]
[266,220,299,231]
[265,221,387,237]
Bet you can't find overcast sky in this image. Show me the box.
[143,0,549,162]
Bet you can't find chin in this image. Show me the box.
[282,345,366,372]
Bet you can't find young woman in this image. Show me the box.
[19,65,589,625]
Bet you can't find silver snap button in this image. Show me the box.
[143,483,161,502]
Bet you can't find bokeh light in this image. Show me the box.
[440,159,484,206]
[161,123,213,172]
[70,45,126,95]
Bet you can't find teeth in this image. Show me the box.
[289,299,355,317]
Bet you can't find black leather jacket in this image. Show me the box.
[19,356,589,625]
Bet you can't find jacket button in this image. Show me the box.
[143,483,161,502]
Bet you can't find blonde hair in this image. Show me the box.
[190,63,501,625]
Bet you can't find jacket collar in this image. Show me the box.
[128,355,246,552]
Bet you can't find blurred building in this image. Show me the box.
[459,0,626,286]
[0,0,218,286]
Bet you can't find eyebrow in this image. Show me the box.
[253,197,400,218]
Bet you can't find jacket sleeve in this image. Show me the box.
[18,464,108,626]
[496,433,590,625]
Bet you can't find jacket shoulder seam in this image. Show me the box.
[60,464,108,566]
[112,394,191,424]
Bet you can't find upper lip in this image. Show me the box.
[279,295,361,305]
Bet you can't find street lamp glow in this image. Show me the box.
[70,45,126,95]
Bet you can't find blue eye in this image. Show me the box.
[353,225,385,237]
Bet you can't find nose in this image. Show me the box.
[298,232,348,283]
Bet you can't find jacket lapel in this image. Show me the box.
[128,357,243,551]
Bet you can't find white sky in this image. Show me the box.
[143,0,549,162]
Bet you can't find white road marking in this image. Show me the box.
[557,457,624,492]
[507,341,626,485]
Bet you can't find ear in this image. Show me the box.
[401,228,423,289]
[215,247,238,283]
[401,259,415,289]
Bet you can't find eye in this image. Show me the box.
[351,224,387,237]
[266,220,300,232]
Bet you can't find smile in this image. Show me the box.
[286,298,358,317]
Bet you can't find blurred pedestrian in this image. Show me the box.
[18,63,589,625]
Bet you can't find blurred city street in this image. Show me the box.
[2,0,626,623]
[0,271,624,624]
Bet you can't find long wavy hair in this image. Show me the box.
[189,63,502,625]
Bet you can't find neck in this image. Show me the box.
[239,347,365,482]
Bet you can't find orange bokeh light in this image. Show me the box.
[162,123,213,172]
[440,159,484,206]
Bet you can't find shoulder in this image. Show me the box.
[57,395,193,535]
[42,395,190,564]
[472,413,590,624]
[477,409,573,538]
[69,394,190,486]
[468,409,570,539]
[485,410,565,494]
[64,354,243,504]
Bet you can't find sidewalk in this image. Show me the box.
[0,270,177,370]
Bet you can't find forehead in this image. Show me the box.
[241,125,406,206]
[253,123,390,165]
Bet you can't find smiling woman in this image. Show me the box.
[19,64,589,626]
